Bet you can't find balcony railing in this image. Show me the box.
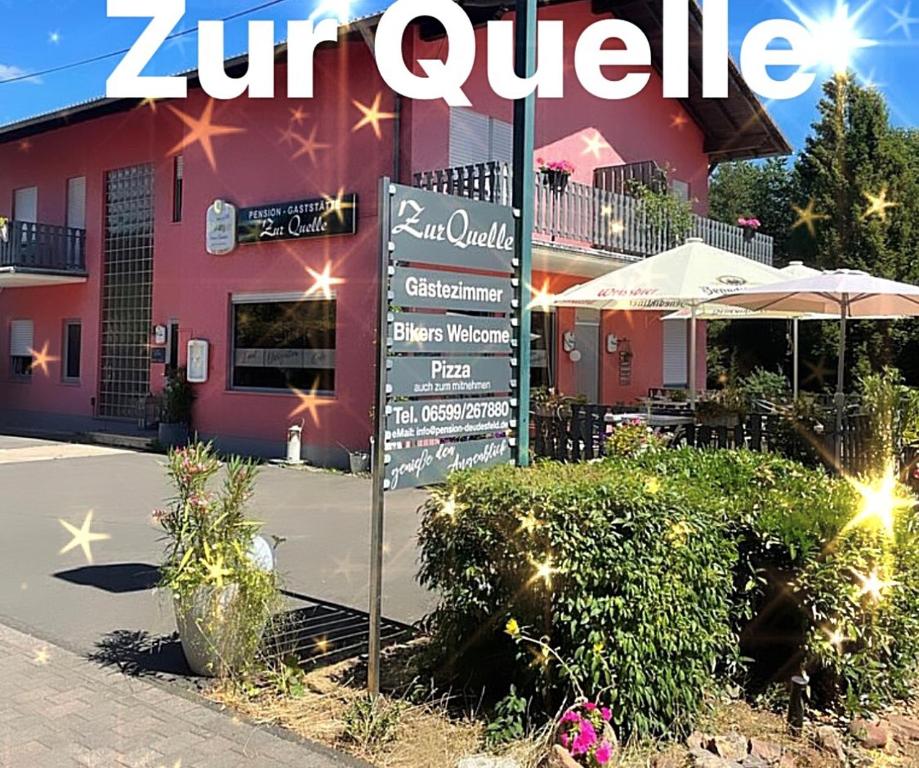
[413,162,774,265]
[0,219,87,274]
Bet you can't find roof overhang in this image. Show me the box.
[0,268,88,287]
[0,1,790,161]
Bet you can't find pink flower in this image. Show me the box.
[595,741,612,765]
[571,720,597,756]
[560,733,570,749]
[600,707,612,722]
[584,702,597,711]
[562,710,580,723]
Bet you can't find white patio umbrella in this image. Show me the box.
[551,238,787,403]
[706,269,919,465]
[661,261,825,398]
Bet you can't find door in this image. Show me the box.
[662,319,689,388]
[574,308,600,403]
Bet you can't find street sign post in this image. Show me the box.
[368,179,520,694]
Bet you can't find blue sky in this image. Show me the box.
[0,0,915,153]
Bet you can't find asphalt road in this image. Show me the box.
[0,436,433,660]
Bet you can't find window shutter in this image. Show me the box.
[10,320,34,357]
[13,187,37,223]
[67,177,86,230]
[449,109,490,167]
[662,319,688,387]
[490,118,513,164]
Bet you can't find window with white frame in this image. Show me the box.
[10,319,34,377]
[449,108,513,167]
[231,294,336,393]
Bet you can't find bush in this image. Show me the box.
[417,449,919,737]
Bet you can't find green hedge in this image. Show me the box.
[417,449,919,738]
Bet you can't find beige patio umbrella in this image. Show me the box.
[551,238,787,404]
[664,261,825,398]
[706,269,919,465]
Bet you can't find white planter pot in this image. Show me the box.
[174,584,243,677]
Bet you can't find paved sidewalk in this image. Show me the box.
[0,622,357,768]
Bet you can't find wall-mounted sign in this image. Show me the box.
[187,339,209,383]
[238,195,357,245]
[387,356,515,398]
[390,267,515,313]
[389,313,514,354]
[390,186,516,273]
[150,347,167,364]
[384,438,513,491]
[385,397,515,442]
[206,199,237,255]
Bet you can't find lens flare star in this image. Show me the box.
[792,199,830,238]
[784,1,877,74]
[517,512,542,534]
[33,647,50,665]
[887,2,919,38]
[581,130,610,160]
[843,464,914,539]
[289,382,333,425]
[855,567,898,601]
[291,125,331,165]
[202,543,233,588]
[530,554,560,588]
[59,511,111,565]
[304,264,344,300]
[28,342,59,377]
[527,281,555,311]
[862,187,899,221]
[167,99,245,172]
[352,92,395,140]
[321,188,355,226]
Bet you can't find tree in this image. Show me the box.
[708,75,919,388]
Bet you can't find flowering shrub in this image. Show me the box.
[605,418,667,457]
[156,442,280,676]
[737,216,762,230]
[538,158,576,175]
[558,703,615,767]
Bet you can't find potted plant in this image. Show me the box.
[159,368,195,449]
[154,442,280,677]
[538,158,575,194]
[737,216,762,242]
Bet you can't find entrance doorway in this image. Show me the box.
[97,164,154,420]
[574,308,600,402]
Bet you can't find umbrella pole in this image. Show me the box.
[793,319,800,400]
[689,305,698,406]
[834,301,848,470]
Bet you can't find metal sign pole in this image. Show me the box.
[512,0,537,468]
[368,177,392,695]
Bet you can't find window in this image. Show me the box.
[449,109,513,167]
[231,295,336,392]
[172,156,184,222]
[63,321,82,381]
[10,319,34,377]
[66,177,86,230]
[530,310,556,391]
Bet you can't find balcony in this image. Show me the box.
[413,162,774,266]
[0,219,87,286]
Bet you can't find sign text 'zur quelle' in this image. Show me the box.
[389,187,515,273]
[238,195,357,245]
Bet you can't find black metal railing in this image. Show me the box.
[0,219,86,273]
[413,162,775,264]
[532,404,878,477]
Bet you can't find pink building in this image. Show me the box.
[0,0,788,466]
